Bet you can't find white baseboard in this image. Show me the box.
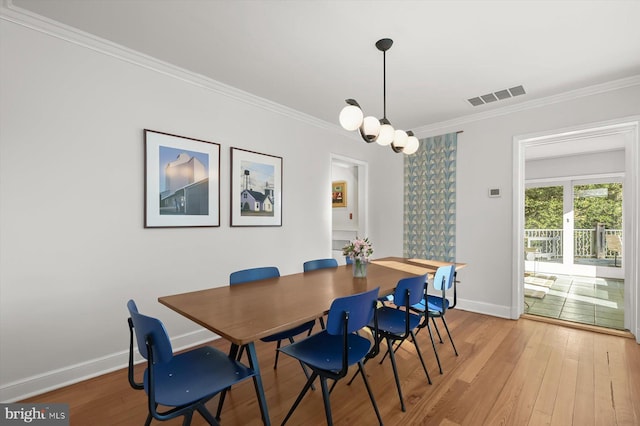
[455,298,512,319]
[0,328,217,403]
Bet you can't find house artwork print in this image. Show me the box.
[239,160,275,217]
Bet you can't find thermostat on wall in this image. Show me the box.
[488,188,501,198]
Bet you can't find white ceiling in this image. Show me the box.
[9,0,640,134]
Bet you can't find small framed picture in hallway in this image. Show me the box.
[332,181,347,208]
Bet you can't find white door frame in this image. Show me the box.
[513,117,639,342]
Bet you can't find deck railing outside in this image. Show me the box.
[525,228,622,259]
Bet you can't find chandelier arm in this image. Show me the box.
[390,143,404,153]
[359,128,378,144]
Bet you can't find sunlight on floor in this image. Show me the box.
[524,273,625,330]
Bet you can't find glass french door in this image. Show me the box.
[525,177,623,278]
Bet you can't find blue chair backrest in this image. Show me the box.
[303,258,338,272]
[345,256,353,265]
[326,287,380,335]
[127,300,174,364]
[433,265,455,291]
[230,266,280,285]
[394,274,427,307]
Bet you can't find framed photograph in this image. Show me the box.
[230,147,282,227]
[144,129,220,228]
[332,181,347,208]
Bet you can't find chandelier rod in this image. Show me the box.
[383,48,387,120]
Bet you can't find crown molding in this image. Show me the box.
[0,0,340,133]
[3,0,638,139]
[413,75,640,138]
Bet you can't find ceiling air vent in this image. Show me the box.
[467,85,526,107]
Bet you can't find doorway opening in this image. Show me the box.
[330,154,368,264]
[513,118,639,341]
[524,178,624,329]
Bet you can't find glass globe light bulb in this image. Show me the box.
[376,123,395,146]
[360,116,381,141]
[393,130,408,149]
[403,136,419,155]
[339,105,363,131]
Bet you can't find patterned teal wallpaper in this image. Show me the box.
[404,132,457,262]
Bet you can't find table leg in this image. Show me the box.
[245,341,271,425]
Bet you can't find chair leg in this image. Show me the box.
[328,378,338,394]
[440,316,458,356]
[358,361,383,425]
[410,330,432,384]
[288,336,315,390]
[385,337,406,412]
[432,317,444,343]
[274,340,282,369]
[379,339,394,365]
[281,372,318,425]
[319,376,334,426]
[144,413,152,426]
[181,411,193,426]
[319,316,326,329]
[196,405,220,426]
[426,320,443,374]
[347,353,371,386]
[215,388,227,420]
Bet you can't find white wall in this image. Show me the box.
[0,19,404,400]
[425,86,640,319]
[526,149,625,180]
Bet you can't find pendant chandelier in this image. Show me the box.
[339,38,419,155]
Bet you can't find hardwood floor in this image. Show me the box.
[21,310,640,425]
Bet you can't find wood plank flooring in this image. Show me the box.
[21,310,640,425]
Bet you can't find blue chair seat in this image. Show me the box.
[411,296,449,313]
[260,320,317,342]
[279,331,372,372]
[426,295,449,313]
[372,306,422,335]
[144,346,254,408]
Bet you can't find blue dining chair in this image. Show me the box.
[126,300,257,426]
[351,274,432,412]
[303,258,339,329]
[303,258,338,272]
[278,287,383,426]
[230,266,316,371]
[412,264,458,374]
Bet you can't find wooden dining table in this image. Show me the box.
[157,257,464,425]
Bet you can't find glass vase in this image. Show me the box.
[352,259,368,278]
